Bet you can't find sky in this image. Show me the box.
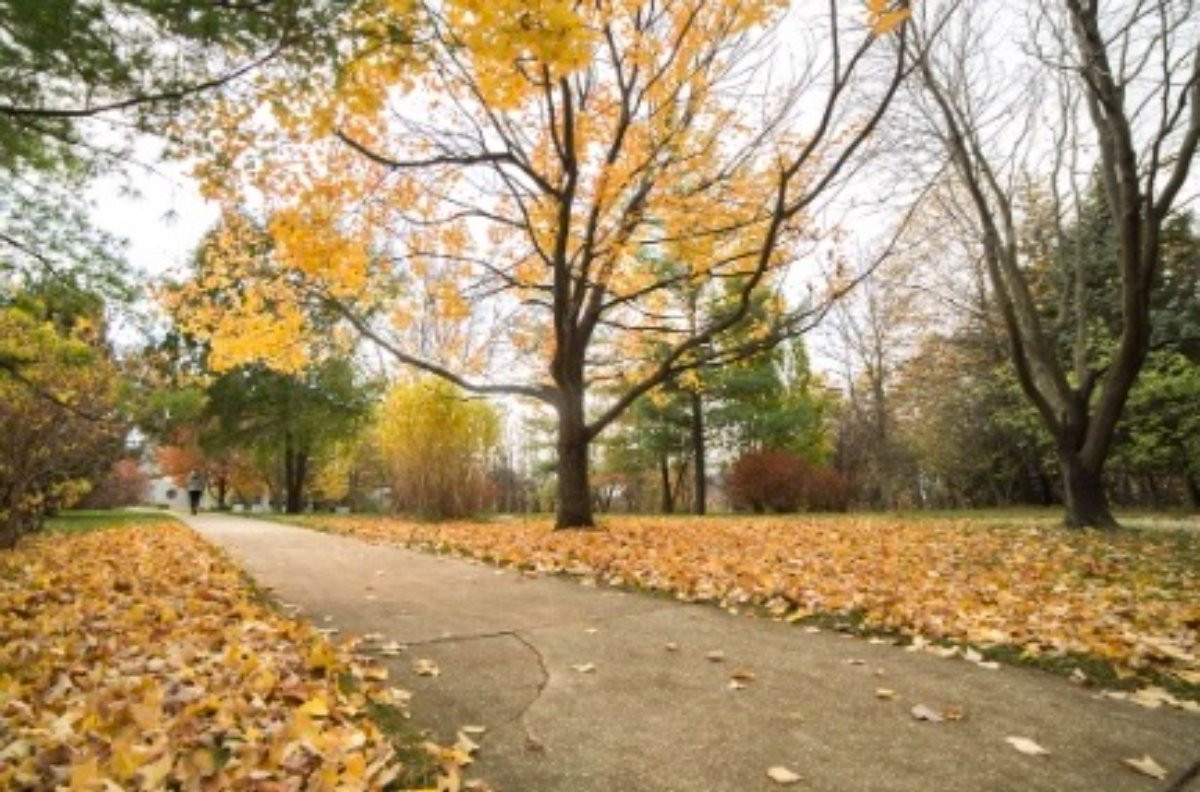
[87,147,218,284]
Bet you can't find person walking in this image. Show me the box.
[186,469,205,515]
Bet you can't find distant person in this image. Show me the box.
[186,470,205,515]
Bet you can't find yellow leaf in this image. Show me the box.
[871,8,911,35]
[299,696,330,718]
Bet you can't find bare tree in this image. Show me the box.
[906,0,1200,527]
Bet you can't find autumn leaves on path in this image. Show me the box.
[185,513,1198,792]
[293,514,1200,690]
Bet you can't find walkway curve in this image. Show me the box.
[182,513,1198,792]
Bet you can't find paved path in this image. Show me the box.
[182,513,1198,792]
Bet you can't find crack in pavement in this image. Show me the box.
[357,626,554,751]
[506,631,551,753]
[352,604,681,653]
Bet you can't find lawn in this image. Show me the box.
[0,517,438,789]
[285,511,1200,697]
[43,509,181,533]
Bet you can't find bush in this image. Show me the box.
[726,450,851,513]
[375,378,500,519]
[78,459,149,509]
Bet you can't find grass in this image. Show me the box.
[43,508,179,533]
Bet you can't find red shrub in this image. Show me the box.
[726,451,851,513]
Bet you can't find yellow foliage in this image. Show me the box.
[375,378,500,518]
[0,522,411,789]
[175,0,904,388]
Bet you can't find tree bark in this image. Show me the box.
[691,389,706,515]
[659,453,675,514]
[1060,451,1116,529]
[555,387,594,528]
[1185,473,1200,509]
[283,431,307,514]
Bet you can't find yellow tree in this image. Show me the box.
[375,377,500,518]
[179,0,911,527]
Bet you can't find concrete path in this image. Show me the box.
[181,513,1199,792]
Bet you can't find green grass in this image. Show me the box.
[43,509,180,533]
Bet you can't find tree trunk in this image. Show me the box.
[0,521,17,550]
[1143,474,1162,509]
[659,454,676,513]
[1186,473,1200,509]
[1060,452,1116,529]
[691,389,706,515]
[283,430,307,514]
[555,389,594,528]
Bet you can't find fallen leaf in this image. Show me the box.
[413,659,441,677]
[1005,736,1050,756]
[571,663,597,674]
[942,704,967,721]
[875,688,897,700]
[455,732,480,756]
[665,642,680,652]
[766,766,803,784]
[706,650,726,662]
[910,704,943,723]
[1122,755,1168,780]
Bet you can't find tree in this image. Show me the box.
[0,299,122,547]
[177,0,912,527]
[907,0,1200,527]
[203,360,373,513]
[375,378,500,519]
[0,0,321,296]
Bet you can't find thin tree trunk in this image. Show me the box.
[691,389,706,515]
[659,453,674,514]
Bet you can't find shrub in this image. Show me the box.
[78,459,149,509]
[375,378,500,519]
[726,450,851,513]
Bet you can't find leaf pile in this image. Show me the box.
[0,521,411,790]
[305,515,1200,687]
